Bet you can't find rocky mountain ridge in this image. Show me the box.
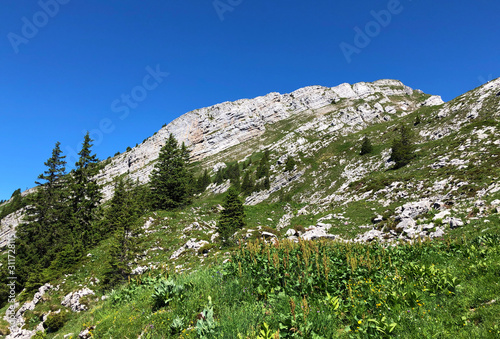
[96,79,443,200]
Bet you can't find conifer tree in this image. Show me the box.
[242,156,252,170]
[70,132,102,247]
[224,163,241,190]
[217,187,245,246]
[17,142,70,289]
[263,176,270,190]
[256,150,270,179]
[214,168,225,185]
[102,178,143,288]
[284,155,296,172]
[360,135,374,155]
[241,171,255,196]
[150,133,193,210]
[0,188,27,220]
[196,169,211,194]
[391,125,415,169]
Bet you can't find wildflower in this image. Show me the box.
[358,320,362,324]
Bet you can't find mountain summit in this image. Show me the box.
[96,79,444,200]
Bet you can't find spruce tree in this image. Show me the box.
[195,169,211,194]
[102,178,143,288]
[360,135,374,155]
[150,133,193,210]
[284,155,296,172]
[214,168,225,185]
[391,125,415,169]
[70,132,102,247]
[241,171,255,196]
[263,176,270,190]
[226,163,241,190]
[217,187,245,246]
[256,151,270,179]
[0,189,27,220]
[17,142,70,289]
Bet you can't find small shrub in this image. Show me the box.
[44,312,67,333]
[196,297,217,338]
[293,225,305,234]
[32,331,46,339]
[198,243,217,255]
[284,156,296,172]
[152,279,192,310]
[360,135,374,155]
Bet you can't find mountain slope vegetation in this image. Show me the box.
[0,78,499,338]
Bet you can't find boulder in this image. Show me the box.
[433,210,451,221]
[444,217,464,229]
[61,288,95,312]
[395,218,416,230]
[170,239,209,260]
[356,229,383,242]
[395,200,430,220]
[300,227,336,241]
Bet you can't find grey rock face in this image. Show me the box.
[170,239,209,260]
[421,95,444,107]
[61,288,95,312]
[95,80,425,201]
[5,283,52,339]
[445,217,464,229]
[0,209,25,248]
[395,200,431,220]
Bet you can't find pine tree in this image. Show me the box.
[242,156,252,170]
[150,133,193,210]
[360,135,374,155]
[217,187,245,246]
[102,178,143,288]
[391,125,415,169]
[70,132,102,247]
[256,151,270,179]
[0,188,27,220]
[227,163,241,190]
[263,176,270,190]
[214,168,225,185]
[241,171,255,196]
[17,142,70,289]
[196,169,211,194]
[284,155,296,172]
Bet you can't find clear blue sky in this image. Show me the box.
[0,0,499,201]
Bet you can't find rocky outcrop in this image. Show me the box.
[61,288,95,312]
[95,80,438,201]
[5,283,52,339]
[170,239,209,260]
[421,95,444,107]
[299,222,336,241]
[0,209,25,248]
